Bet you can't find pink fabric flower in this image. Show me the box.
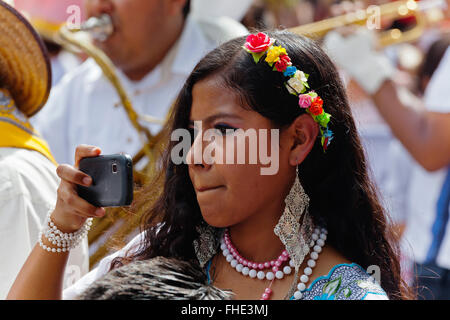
[244,32,275,53]
[298,94,313,108]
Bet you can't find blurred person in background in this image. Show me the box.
[32,0,248,165]
[0,1,88,299]
[241,0,331,31]
[241,0,277,30]
[383,34,450,292]
[324,10,450,298]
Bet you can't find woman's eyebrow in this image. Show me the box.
[189,113,243,126]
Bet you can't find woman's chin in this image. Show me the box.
[200,209,232,229]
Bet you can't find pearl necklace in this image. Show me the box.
[220,227,327,300]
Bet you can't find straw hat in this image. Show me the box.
[0,1,51,117]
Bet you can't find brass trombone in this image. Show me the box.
[289,0,445,47]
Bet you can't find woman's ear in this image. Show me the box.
[286,114,319,166]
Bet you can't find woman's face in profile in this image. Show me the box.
[187,76,294,228]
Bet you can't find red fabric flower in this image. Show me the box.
[244,32,275,53]
[308,97,324,116]
[275,54,291,72]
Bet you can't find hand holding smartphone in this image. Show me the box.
[77,154,133,207]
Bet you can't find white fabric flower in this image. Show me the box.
[286,70,307,94]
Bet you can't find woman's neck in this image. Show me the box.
[227,201,286,263]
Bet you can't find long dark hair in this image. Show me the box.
[112,30,413,299]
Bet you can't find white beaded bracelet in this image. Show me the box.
[39,210,93,253]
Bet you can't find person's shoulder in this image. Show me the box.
[0,148,58,196]
[0,148,43,178]
[0,148,20,198]
[0,148,56,173]
[301,262,388,300]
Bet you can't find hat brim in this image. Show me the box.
[0,1,51,117]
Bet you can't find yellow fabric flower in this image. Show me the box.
[265,46,287,65]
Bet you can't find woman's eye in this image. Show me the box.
[214,124,237,135]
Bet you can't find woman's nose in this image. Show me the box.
[186,129,212,170]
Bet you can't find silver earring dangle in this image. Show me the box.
[274,165,314,298]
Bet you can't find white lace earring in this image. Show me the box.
[274,165,314,298]
[193,221,224,268]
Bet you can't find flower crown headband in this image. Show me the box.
[243,32,333,152]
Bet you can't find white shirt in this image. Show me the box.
[397,47,450,268]
[32,15,247,166]
[50,51,82,87]
[0,148,89,299]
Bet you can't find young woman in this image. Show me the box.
[8,30,413,300]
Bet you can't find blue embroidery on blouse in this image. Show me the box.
[291,263,387,300]
[205,260,387,300]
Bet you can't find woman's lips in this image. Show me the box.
[196,186,224,192]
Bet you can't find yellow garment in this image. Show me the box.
[0,89,57,165]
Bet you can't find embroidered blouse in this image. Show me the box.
[63,231,388,300]
[205,261,388,300]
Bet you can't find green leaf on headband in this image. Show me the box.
[316,113,331,128]
[252,52,265,63]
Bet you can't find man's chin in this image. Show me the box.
[92,41,124,68]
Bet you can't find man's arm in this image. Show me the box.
[372,80,450,171]
[323,29,450,171]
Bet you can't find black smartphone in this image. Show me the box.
[77,154,133,207]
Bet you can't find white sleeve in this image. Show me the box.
[0,193,38,299]
[424,47,450,113]
[31,78,73,165]
[62,232,145,300]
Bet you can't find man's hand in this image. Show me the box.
[323,27,395,95]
